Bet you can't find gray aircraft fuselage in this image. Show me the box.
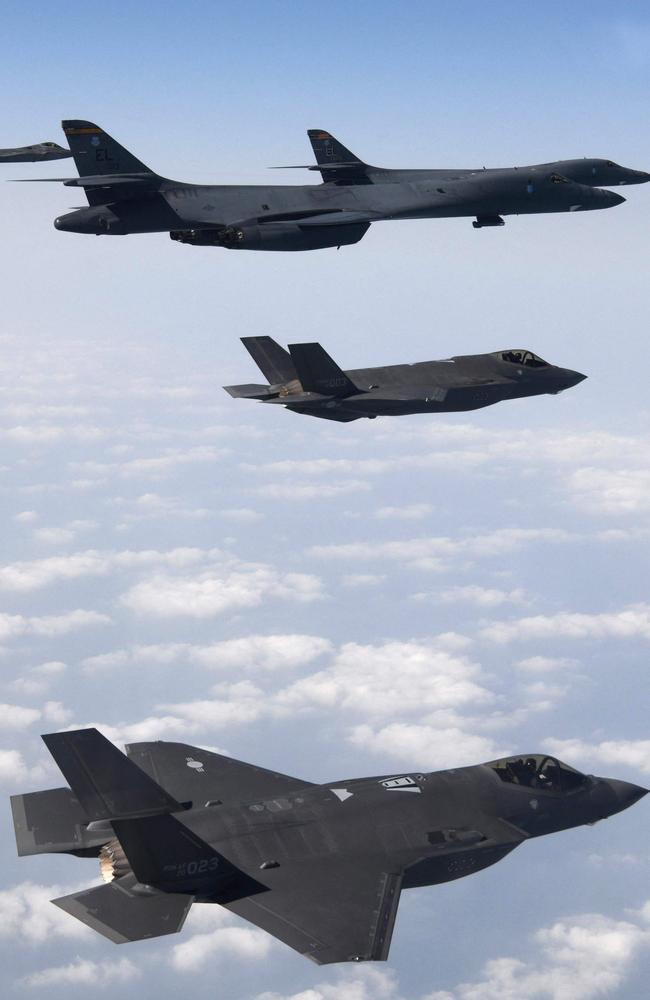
[12,731,647,965]
[41,121,648,249]
[226,340,586,422]
[0,141,71,162]
[124,753,644,894]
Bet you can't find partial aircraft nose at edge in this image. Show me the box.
[605,778,648,810]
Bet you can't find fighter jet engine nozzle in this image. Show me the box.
[99,838,132,883]
[170,222,369,252]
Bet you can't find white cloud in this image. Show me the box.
[0,882,91,943]
[481,604,650,643]
[418,585,528,608]
[11,660,67,696]
[341,573,386,587]
[544,737,650,775]
[257,966,397,1000]
[190,634,332,671]
[22,957,140,988]
[258,480,371,500]
[0,546,212,592]
[0,750,47,786]
[121,566,323,618]
[568,467,650,514]
[0,703,45,730]
[276,641,491,718]
[14,510,38,523]
[218,506,264,521]
[349,722,502,769]
[435,910,650,999]
[310,528,572,569]
[33,527,76,545]
[0,609,109,641]
[515,656,578,673]
[168,903,272,971]
[374,503,433,520]
[72,445,225,480]
[170,924,271,971]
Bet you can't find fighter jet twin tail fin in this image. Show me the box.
[226,336,360,399]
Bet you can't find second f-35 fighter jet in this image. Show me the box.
[0,140,71,162]
[225,337,586,422]
[11,729,646,964]
[15,121,648,250]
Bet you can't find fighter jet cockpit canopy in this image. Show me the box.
[497,350,548,368]
[486,754,589,793]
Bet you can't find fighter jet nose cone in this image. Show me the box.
[54,217,64,230]
[607,778,648,813]
[608,191,626,207]
[568,371,587,386]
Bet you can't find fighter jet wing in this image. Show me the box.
[223,855,402,964]
[125,742,316,806]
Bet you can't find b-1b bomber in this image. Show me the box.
[225,336,586,422]
[11,729,646,964]
[15,120,648,250]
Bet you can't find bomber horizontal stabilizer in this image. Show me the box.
[269,163,368,172]
[53,874,194,944]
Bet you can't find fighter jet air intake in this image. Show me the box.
[13,120,649,249]
[224,337,586,421]
[11,729,647,964]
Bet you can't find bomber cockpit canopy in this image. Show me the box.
[486,754,588,793]
[497,350,548,368]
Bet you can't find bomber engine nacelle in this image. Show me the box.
[170,221,369,251]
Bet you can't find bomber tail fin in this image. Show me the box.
[62,120,153,177]
[307,129,372,183]
[241,336,298,384]
[288,343,360,397]
[61,120,162,205]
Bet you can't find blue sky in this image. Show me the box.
[0,2,649,998]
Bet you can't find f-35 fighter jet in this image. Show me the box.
[15,120,648,249]
[225,337,586,422]
[11,729,646,964]
[0,140,71,162]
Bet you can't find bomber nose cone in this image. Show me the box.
[606,778,648,814]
